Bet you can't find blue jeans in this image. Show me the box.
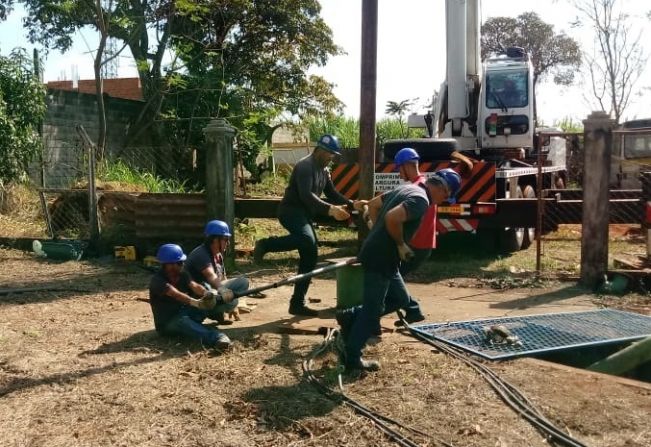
[260,207,318,305]
[163,276,249,346]
[163,307,224,346]
[398,248,430,319]
[344,268,411,363]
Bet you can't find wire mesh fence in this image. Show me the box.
[536,128,649,277]
[40,190,91,240]
[99,146,199,192]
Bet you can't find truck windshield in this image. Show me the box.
[624,134,651,159]
[486,71,528,109]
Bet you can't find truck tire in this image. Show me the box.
[477,229,498,253]
[500,185,525,253]
[383,138,460,162]
[521,185,536,249]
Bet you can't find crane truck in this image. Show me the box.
[330,0,567,251]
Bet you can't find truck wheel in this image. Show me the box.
[477,229,498,253]
[521,185,536,249]
[500,186,524,252]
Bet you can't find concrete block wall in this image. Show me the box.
[31,89,150,188]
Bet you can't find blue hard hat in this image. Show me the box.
[156,243,187,264]
[428,168,462,204]
[394,147,420,171]
[316,134,342,155]
[205,220,232,237]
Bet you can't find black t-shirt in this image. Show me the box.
[185,244,225,285]
[358,184,429,276]
[280,154,351,217]
[148,270,192,331]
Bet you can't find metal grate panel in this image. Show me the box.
[412,309,651,360]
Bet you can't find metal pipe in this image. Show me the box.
[233,258,358,298]
[536,134,543,273]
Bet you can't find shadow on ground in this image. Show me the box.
[489,285,588,310]
[0,330,200,399]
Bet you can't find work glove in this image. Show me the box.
[218,286,236,303]
[352,200,368,212]
[397,242,415,262]
[328,205,350,221]
[362,206,374,230]
[191,293,216,310]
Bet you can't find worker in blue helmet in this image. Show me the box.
[336,169,461,372]
[394,148,426,184]
[148,243,232,350]
[254,134,367,316]
[361,147,428,340]
[185,220,250,323]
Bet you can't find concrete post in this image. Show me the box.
[203,118,236,263]
[580,111,616,288]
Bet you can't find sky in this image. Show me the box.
[0,0,649,124]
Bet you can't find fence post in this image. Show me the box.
[203,118,236,263]
[580,111,615,288]
[641,172,651,258]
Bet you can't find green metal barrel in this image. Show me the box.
[336,263,364,309]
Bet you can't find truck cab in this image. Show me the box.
[611,119,651,189]
[479,50,535,151]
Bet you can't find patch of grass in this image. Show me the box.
[97,160,189,193]
[246,171,290,198]
[0,183,47,237]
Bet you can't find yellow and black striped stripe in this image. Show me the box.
[331,161,496,202]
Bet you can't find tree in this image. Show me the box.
[1,0,341,149]
[572,0,647,123]
[481,12,582,87]
[0,49,46,185]
[385,99,413,138]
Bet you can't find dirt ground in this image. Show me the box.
[1,247,651,447]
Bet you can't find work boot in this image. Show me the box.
[214,312,233,326]
[394,312,425,327]
[212,332,233,351]
[289,302,319,317]
[253,240,266,263]
[345,357,381,373]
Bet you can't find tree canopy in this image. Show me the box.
[0,48,46,185]
[481,12,582,87]
[571,0,647,123]
[0,0,342,154]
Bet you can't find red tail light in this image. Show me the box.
[646,201,651,224]
[488,113,498,136]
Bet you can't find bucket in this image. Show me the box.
[336,263,364,309]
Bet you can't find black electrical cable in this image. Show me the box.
[302,329,456,447]
[398,316,590,447]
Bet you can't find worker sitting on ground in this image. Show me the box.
[254,134,367,316]
[336,169,461,372]
[148,243,233,350]
[185,220,249,323]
